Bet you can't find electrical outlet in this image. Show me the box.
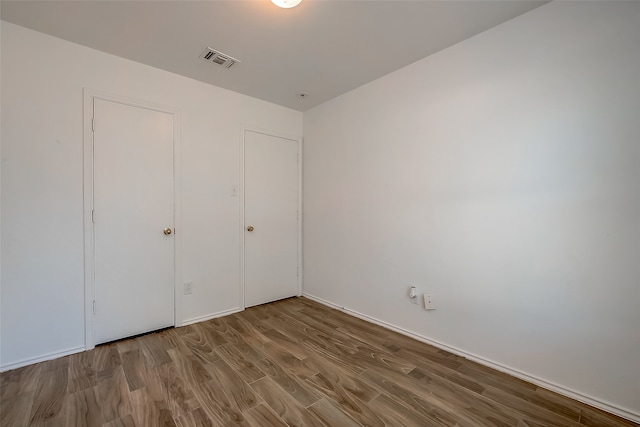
[184,281,193,295]
[424,293,436,310]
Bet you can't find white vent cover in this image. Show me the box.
[200,47,240,69]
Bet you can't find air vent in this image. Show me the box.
[200,47,240,69]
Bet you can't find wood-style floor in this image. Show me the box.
[0,297,636,427]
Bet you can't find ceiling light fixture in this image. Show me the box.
[271,0,302,8]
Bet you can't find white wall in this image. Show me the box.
[303,1,640,421]
[0,21,302,369]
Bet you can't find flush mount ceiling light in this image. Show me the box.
[271,0,302,8]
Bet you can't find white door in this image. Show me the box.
[93,98,175,344]
[244,130,299,308]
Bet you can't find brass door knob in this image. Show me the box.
[247,226,254,232]
[164,228,173,235]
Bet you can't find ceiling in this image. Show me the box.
[1,0,547,111]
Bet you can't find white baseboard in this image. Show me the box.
[181,307,243,327]
[0,346,85,373]
[302,292,640,424]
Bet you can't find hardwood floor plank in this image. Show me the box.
[297,326,359,361]
[300,324,364,359]
[307,398,362,427]
[174,407,213,427]
[456,358,536,394]
[305,372,385,427]
[345,345,416,375]
[280,307,360,349]
[531,387,587,422]
[174,325,220,365]
[303,306,400,351]
[95,366,134,423]
[116,338,141,355]
[304,355,379,403]
[224,315,253,336]
[263,311,321,345]
[64,387,105,426]
[301,338,366,376]
[39,356,70,374]
[221,337,265,363]
[254,339,318,380]
[121,349,147,392]
[397,343,463,370]
[360,367,477,427]
[243,403,289,427]
[517,420,554,427]
[102,414,137,427]
[234,309,273,334]
[0,391,34,427]
[397,348,486,394]
[230,318,271,351]
[156,362,199,420]
[579,405,640,427]
[130,387,176,427]
[255,357,321,407]
[139,333,173,368]
[202,359,259,412]
[201,317,244,346]
[167,348,212,385]
[28,368,68,425]
[190,380,250,426]
[0,363,42,401]
[174,407,214,427]
[215,343,266,383]
[298,305,399,351]
[481,385,592,427]
[261,329,313,360]
[67,351,96,394]
[143,362,171,405]
[249,377,326,427]
[0,371,17,400]
[407,366,523,426]
[193,322,229,349]
[372,392,442,427]
[94,344,123,374]
[30,417,67,427]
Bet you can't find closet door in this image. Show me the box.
[92,98,175,344]
[244,130,300,307]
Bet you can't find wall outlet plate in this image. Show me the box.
[184,281,193,295]
[424,293,436,310]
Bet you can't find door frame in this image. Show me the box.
[83,89,182,350]
[239,127,303,309]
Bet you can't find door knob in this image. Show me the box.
[163,228,172,235]
[247,226,254,232]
